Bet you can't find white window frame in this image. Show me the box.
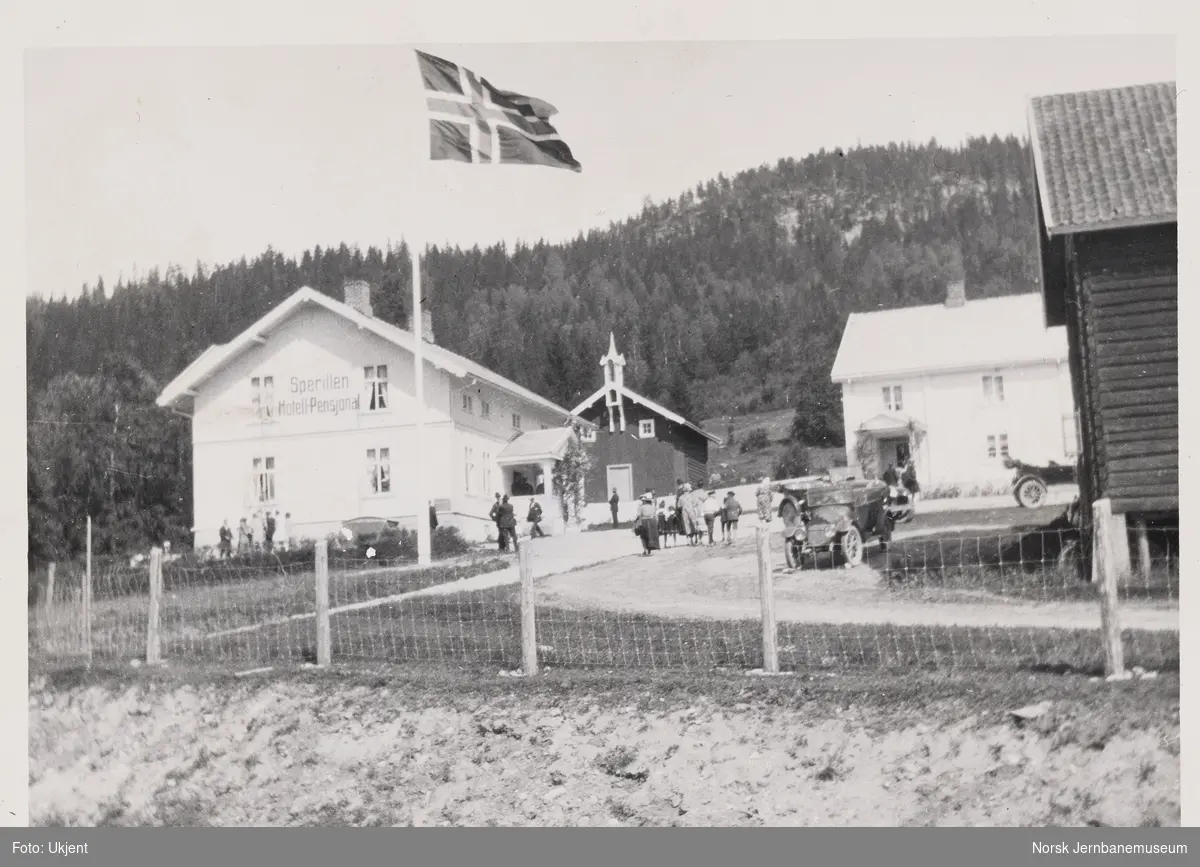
[253,456,276,504]
[581,427,597,443]
[482,452,492,495]
[986,433,1010,460]
[462,393,474,414]
[511,413,522,431]
[480,398,491,419]
[366,447,391,496]
[464,446,476,495]
[251,375,275,420]
[882,385,903,412]
[983,374,1005,403]
[639,418,656,439]
[364,364,389,412]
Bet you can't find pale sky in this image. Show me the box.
[24,37,1175,299]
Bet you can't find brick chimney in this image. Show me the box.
[343,279,373,317]
[945,278,966,309]
[421,308,435,344]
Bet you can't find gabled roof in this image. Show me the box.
[156,285,591,426]
[570,384,723,446]
[496,427,576,465]
[830,293,1067,382]
[1028,81,1176,236]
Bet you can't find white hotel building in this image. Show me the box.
[831,284,1078,491]
[156,281,592,549]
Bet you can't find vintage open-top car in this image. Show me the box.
[1004,456,1077,508]
[782,479,893,569]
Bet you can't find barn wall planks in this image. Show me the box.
[1075,224,1178,514]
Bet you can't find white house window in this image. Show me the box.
[462,393,474,414]
[986,433,1010,460]
[482,452,492,495]
[251,376,275,419]
[253,457,276,503]
[639,419,656,438]
[464,446,476,494]
[364,365,389,411]
[480,399,491,419]
[581,428,597,443]
[983,375,1005,403]
[882,385,903,412]
[366,448,391,495]
[512,413,522,431]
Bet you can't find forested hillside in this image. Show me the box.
[27,134,1041,565]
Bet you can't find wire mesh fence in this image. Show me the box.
[29,524,1179,676]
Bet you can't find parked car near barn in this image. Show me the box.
[1004,456,1077,509]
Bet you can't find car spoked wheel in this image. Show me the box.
[837,526,864,568]
[1016,477,1048,508]
[784,540,799,570]
[780,501,798,529]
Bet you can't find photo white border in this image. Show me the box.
[0,0,1192,830]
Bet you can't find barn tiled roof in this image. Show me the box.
[1029,82,1176,235]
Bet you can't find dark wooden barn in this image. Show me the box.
[1028,81,1177,565]
[571,335,722,519]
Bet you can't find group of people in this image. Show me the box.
[487,493,548,553]
[631,482,745,556]
[881,459,921,500]
[218,510,290,558]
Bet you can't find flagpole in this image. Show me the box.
[412,237,432,567]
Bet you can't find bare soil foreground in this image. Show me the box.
[30,666,1179,827]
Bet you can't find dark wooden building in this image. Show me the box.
[571,334,723,520]
[1028,82,1177,551]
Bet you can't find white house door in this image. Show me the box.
[879,438,910,468]
[606,465,633,504]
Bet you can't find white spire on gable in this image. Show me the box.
[600,332,627,433]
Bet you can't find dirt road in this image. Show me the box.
[535,535,1178,633]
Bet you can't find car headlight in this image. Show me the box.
[823,525,836,537]
[793,529,806,541]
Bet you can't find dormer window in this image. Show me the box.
[639,419,656,438]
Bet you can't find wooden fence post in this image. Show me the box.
[315,540,331,667]
[1133,517,1152,579]
[84,516,93,667]
[1092,499,1125,677]
[146,547,163,665]
[757,526,779,674]
[45,562,56,607]
[519,543,538,676]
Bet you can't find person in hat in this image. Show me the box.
[634,493,660,555]
[610,488,621,527]
[497,494,519,553]
[489,493,506,551]
[527,498,546,538]
[656,499,672,548]
[723,491,743,544]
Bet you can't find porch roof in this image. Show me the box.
[856,413,925,436]
[496,428,575,466]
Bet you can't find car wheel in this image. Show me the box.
[784,540,799,570]
[837,526,864,568]
[780,500,798,529]
[1016,477,1048,508]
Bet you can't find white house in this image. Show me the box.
[156,281,593,549]
[830,283,1077,492]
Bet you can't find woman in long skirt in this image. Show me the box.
[636,494,660,555]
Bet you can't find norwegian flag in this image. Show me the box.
[416,50,581,172]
